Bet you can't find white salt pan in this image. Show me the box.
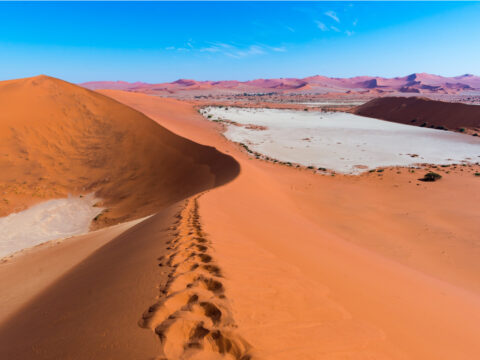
[202,107,480,174]
[0,194,103,258]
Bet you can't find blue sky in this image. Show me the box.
[1,1,479,82]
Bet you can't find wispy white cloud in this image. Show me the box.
[198,43,270,58]
[167,41,284,59]
[165,46,190,52]
[229,45,265,58]
[353,19,358,26]
[286,26,295,33]
[315,21,328,31]
[345,30,354,36]
[199,46,221,53]
[330,26,341,32]
[270,46,287,52]
[324,11,340,23]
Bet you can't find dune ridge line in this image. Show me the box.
[139,195,253,360]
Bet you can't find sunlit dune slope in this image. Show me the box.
[0,75,238,226]
[354,96,480,133]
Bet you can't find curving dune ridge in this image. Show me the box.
[0,75,239,227]
[0,76,241,359]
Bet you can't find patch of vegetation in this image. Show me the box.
[419,172,442,182]
[376,169,384,172]
[475,172,480,177]
[239,143,253,154]
[317,167,327,171]
[458,128,465,133]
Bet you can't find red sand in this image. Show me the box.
[106,90,480,359]
[0,84,479,359]
[354,96,480,133]
[0,75,238,226]
[81,72,480,96]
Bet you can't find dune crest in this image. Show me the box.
[140,196,253,359]
[0,75,239,227]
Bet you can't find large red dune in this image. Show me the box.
[81,72,480,96]
[354,96,480,133]
[103,90,480,359]
[0,75,239,226]
[0,82,479,359]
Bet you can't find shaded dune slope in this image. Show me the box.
[0,203,178,359]
[0,75,239,226]
[354,96,480,133]
[0,197,253,360]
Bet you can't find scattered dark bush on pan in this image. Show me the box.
[419,172,442,182]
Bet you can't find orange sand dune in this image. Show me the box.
[105,90,480,360]
[0,75,238,226]
[1,86,479,359]
[354,96,480,133]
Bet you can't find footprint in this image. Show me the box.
[140,196,253,360]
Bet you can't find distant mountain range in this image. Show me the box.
[81,73,480,95]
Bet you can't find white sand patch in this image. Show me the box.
[0,194,103,258]
[299,101,367,106]
[202,107,480,174]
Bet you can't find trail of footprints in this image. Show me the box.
[140,196,253,360]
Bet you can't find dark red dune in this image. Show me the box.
[354,96,480,133]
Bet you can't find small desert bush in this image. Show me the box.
[419,172,442,182]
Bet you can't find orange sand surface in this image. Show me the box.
[0,84,479,359]
[105,89,480,359]
[354,96,480,134]
[0,76,238,227]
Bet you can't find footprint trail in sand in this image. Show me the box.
[139,196,253,360]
